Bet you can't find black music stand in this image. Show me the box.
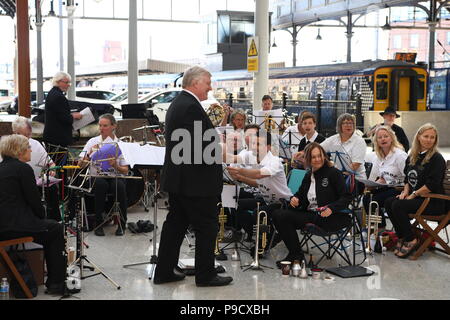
[122,165,162,280]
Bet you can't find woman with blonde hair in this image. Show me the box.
[362,126,407,229]
[384,123,446,258]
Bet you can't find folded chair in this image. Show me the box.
[407,160,450,260]
[0,237,35,299]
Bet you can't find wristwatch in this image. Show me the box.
[412,190,417,197]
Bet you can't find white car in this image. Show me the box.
[137,88,219,122]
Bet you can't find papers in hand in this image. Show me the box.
[36,175,62,187]
[73,107,95,130]
[356,177,403,188]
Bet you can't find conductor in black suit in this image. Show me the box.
[43,71,82,161]
[154,66,233,287]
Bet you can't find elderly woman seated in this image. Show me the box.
[0,134,76,295]
[272,142,352,267]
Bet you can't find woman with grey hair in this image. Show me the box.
[43,71,83,151]
[320,113,366,179]
[0,134,76,295]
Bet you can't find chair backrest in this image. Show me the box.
[287,169,307,195]
[444,160,450,196]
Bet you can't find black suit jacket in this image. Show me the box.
[0,157,47,233]
[161,90,223,197]
[43,86,74,146]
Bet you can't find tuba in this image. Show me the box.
[365,192,382,254]
[215,203,228,260]
[206,103,225,127]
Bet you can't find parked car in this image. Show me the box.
[7,91,49,114]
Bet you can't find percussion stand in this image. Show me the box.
[70,187,121,290]
[123,166,162,280]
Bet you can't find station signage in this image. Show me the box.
[247,37,259,73]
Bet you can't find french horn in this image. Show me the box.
[206,103,225,127]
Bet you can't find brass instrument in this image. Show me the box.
[214,203,228,260]
[365,192,382,254]
[263,114,277,132]
[206,103,225,127]
[248,203,269,269]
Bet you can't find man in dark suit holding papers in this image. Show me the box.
[154,66,233,287]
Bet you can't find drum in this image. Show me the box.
[126,168,145,208]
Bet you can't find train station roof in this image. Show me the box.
[0,0,15,18]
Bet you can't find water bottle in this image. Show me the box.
[0,278,10,300]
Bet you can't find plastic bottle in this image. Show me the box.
[0,278,10,300]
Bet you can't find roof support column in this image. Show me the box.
[16,0,31,118]
[253,0,269,112]
[346,11,353,63]
[128,0,138,104]
[67,0,76,100]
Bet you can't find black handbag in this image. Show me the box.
[9,245,38,298]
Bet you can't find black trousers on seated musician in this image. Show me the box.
[93,178,127,228]
[155,194,219,284]
[362,187,400,229]
[0,220,66,287]
[272,209,352,259]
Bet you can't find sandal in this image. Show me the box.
[394,239,404,255]
[396,239,419,259]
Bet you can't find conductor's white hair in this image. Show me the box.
[182,66,211,88]
[52,71,71,87]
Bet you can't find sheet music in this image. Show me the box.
[356,177,403,188]
[254,109,283,128]
[36,176,62,187]
[221,184,240,209]
[73,107,96,130]
[118,142,165,168]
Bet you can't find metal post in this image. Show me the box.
[316,93,322,133]
[346,11,353,63]
[282,91,287,109]
[66,0,76,100]
[355,93,363,131]
[128,0,139,104]
[35,0,44,105]
[292,26,298,67]
[228,93,233,108]
[253,0,269,112]
[428,0,438,70]
[59,0,64,71]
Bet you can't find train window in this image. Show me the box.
[376,74,388,79]
[376,80,388,100]
[417,80,425,100]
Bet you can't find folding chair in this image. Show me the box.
[0,237,35,299]
[407,160,450,260]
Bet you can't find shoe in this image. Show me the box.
[396,239,419,259]
[115,227,125,236]
[174,266,186,276]
[94,227,105,236]
[153,273,186,285]
[45,283,80,295]
[196,275,233,287]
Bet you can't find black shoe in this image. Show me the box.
[45,283,80,295]
[153,273,186,285]
[196,275,233,287]
[94,227,105,236]
[115,227,125,236]
[174,266,185,276]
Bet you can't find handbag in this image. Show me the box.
[9,245,38,298]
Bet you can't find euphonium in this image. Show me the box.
[215,203,227,256]
[250,203,269,269]
[365,192,382,254]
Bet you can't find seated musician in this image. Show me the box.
[0,134,76,295]
[362,126,407,230]
[227,129,292,248]
[11,116,61,221]
[80,114,128,236]
[384,124,446,258]
[292,112,325,168]
[220,107,247,131]
[272,142,352,267]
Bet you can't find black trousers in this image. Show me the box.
[362,187,400,228]
[38,185,61,222]
[384,196,446,242]
[93,178,127,227]
[272,209,351,258]
[0,220,66,287]
[155,193,219,284]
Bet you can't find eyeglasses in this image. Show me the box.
[60,80,71,84]
[342,121,354,126]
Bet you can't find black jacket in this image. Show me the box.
[297,133,326,152]
[390,124,409,152]
[160,90,223,197]
[0,157,47,233]
[43,86,74,147]
[405,152,445,195]
[293,165,352,213]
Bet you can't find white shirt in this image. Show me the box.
[252,151,293,204]
[28,138,53,179]
[369,147,407,185]
[307,174,318,211]
[321,133,366,178]
[81,135,128,174]
[282,125,304,155]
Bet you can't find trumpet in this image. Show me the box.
[214,203,227,260]
[365,192,382,254]
[249,203,270,269]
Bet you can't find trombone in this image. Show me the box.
[365,192,382,254]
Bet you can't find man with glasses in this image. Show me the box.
[43,71,83,156]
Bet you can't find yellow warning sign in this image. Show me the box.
[248,39,258,57]
[247,57,259,72]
